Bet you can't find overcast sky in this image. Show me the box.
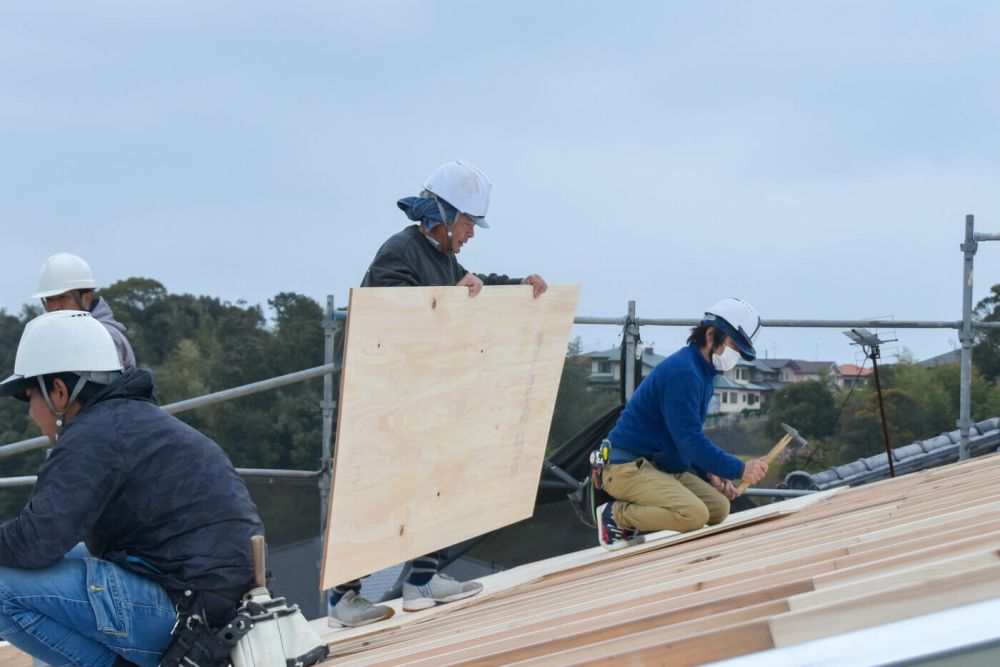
[2,2,998,365]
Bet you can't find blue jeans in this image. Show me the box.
[0,545,176,667]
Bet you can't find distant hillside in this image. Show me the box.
[705,419,773,459]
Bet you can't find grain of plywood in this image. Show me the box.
[321,285,579,588]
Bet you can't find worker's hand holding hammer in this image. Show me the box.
[741,458,769,486]
[707,473,738,500]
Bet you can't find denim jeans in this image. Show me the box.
[0,545,176,667]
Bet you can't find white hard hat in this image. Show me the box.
[32,253,97,299]
[703,298,762,361]
[423,160,492,227]
[0,311,123,399]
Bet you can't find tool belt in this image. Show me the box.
[160,589,251,667]
[160,587,329,667]
[568,439,617,529]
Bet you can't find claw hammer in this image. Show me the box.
[735,422,807,495]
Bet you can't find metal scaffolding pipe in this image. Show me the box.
[624,300,638,401]
[0,476,38,489]
[0,361,343,459]
[959,214,977,460]
[573,316,1000,330]
[162,362,340,415]
[0,468,320,489]
[743,488,816,498]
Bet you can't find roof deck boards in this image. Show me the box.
[317,453,1000,665]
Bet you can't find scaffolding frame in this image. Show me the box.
[0,216,996,504]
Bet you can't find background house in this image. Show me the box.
[832,363,872,389]
[711,375,766,414]
[584,346,666,394]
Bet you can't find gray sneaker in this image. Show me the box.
[402,573,483,612]
[327,590,394,628]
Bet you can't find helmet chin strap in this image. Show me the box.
[432,196,459,254]
[36,375,89,437]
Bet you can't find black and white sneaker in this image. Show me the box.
[596,502,644,551]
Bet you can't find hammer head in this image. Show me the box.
[781,422,808,449]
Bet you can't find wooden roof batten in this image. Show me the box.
[315,453,1000,666]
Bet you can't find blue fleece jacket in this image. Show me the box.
[608,344,745,480]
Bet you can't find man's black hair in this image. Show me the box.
[687,324,729,352]
[40,372,104,405]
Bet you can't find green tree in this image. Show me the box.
[834,388,930,461]
[973,284,1000,382]
[0,308,45,520]
[766,381,837,440]
[546,337,617,452]
[881,362,952,433]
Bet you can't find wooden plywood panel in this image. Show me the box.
[321,285,580,588]
[0,643,30,667]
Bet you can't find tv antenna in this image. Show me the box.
[843,328,899,477]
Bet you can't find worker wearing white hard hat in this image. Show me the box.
[32,252,137,368]
[360,160,547,298]
[594,298,771,551]
[0,311,264,666]
[333,162,548,630]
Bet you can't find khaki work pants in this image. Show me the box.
[601,458,730,533]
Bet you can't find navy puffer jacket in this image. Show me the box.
[0,369,263,595]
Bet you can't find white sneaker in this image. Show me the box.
[402,573,483,612]
[327,590,394,628]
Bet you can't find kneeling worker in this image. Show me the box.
[597,298,770,550]
[0,311,263,666]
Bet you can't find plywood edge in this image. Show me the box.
[319,287,364,590]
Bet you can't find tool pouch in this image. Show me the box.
[160,609,252,667]
[229,587,329,667]
[568,474,610,529]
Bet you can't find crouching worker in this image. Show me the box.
[0,311,263,667]
[597,298,770,550]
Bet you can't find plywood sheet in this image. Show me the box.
[321,285,580,588]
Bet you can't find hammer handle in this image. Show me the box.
[735,432,793,495]
[251,535,266,588]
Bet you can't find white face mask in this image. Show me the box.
[712,346,741,372]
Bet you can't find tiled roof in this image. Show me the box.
[783,418,1000,491]
[792,360,836,374]
[713,376,767,391]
